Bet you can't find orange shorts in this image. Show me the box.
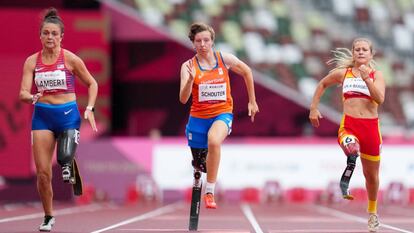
[338,115,382,161]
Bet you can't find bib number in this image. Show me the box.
[198,83,226,102]
[35,70,67,91]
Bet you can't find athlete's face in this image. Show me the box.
[352,40,372,65]
[193,30,213,54]
[40,23,63,49]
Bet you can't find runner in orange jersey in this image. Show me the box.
[180,22,259,209]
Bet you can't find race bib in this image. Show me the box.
[35,70,67,91]
[342,135,357,146]
[342,77,370,96]
[198,83,226,102]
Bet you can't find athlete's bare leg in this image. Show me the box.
[32,130,56,216]
[361,158,380,202]
[206,121,228,183]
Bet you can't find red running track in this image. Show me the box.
[1,201,413,233]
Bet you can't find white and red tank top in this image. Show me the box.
[342,67,376,101]
[33,49,75,95]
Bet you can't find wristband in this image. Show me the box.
[86,106,95,112]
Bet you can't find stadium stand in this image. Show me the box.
[115,0,414,138]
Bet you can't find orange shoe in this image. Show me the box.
[204,193,217,209]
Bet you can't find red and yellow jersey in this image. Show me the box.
[190,51,233,118]
[342,67,376,101]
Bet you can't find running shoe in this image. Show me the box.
[39,215,55,232]
[368,213,380,232]
[204,193,217,209]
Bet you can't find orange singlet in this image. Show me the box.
[190,51,233,119]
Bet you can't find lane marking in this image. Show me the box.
[269,230,397,232]
[0,204,103,223]
[119,229,249,232]
[90,202,182,233]
[241,204,264,233]
[314,205,413,233]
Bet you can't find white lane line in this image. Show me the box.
[119,229,249,232]
[269,230,397,232]
[240,204,264,233]
[90,202,182,233]
[314,205,413,233]
[0,204,103,223]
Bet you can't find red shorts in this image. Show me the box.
[338,115,382,161]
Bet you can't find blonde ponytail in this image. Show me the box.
[327,38,377,72]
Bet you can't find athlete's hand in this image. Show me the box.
[84,109,98,132]
[309,108,322,127]
[358,64,370,81]
[248,101,259,122]
[31,92,43,104]
[186,59,196,81]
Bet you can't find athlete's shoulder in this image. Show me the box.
[24,52,39,68]
[219,51,233,59]
[219,52,238,69]
[324,68,347,84]
[331,67,348,77]
[372,69,382,75]
[63,49,78,61]
[371,69,384,81]
[26,51,40,61]
[63,49,85,68]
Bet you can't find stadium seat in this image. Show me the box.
[116,0,413,135]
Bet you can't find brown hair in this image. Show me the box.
[188,22,215,42]
[40,7,64,35]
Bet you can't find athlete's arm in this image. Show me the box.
[179,59,195,104]
[309,68,345,127]
[66,51,98,108]
[359,66,385,105]
[19,55,36,104]
[222,52,259,122]
[66,50,98,132]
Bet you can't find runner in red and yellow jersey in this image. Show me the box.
[309,38,385,232]
[180,22,259,209]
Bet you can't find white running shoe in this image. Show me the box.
[39,216,55,232]
[368,213,379,232]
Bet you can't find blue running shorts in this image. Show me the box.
[32,101,81,134]
[185,113,233,148]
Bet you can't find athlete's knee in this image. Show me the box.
[36,170,52,184]
[340,135,360,157]
[191,148,208,173]
[207,137,222,148]
[57,129,80,166]
[208,136,220,147]
[363,168,379,184]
